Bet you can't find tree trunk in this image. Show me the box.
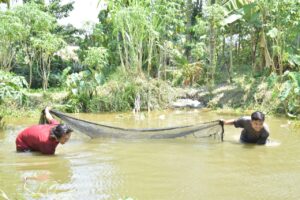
[158,43,167,80]
[29,62,33,88]
[163,45,167,80]
[147,37,154,77]
[228,35,233,83]
[259,30,274,73]
[117,34,125,71]
[121,30,129,70]
[279,35,285,75]
[209,20,216,85]
[208,0,216,85]
[259,6,274,74]
[26,46,34,88]
[118,43,125,71]
[185,0,193,62]
[251,30,259,72]
[1,44,14,71]
[138,40,143,76]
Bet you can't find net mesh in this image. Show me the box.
[50,110,224,140]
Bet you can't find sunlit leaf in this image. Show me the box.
[222,13,243,25]
[267,28,279,39]
[279,80,292,101]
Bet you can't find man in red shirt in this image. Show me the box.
[16,107,73,154]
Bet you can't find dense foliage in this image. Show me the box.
[0,0,299,119]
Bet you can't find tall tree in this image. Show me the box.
[14,2,56,87]
[32,33,66,90]
[112,4,152,76]
[0,11,28,71]
[205,2,225,85]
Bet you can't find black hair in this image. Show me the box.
[50,124,73,139]
[251,111,265,121]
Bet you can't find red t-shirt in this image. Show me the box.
[16,119,60,155]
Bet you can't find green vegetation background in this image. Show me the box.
[0,0,300,125]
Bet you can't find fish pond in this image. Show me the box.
[0,109,299,200]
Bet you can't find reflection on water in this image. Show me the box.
[0,109,300,200]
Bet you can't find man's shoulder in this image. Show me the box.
[19,125,41,134]
[20,124,55,137]
[242,116,251,120]
[27,124,55,130]
[237,116,251,123]
[233,116,251,128]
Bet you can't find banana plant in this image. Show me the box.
[222,0,300,75]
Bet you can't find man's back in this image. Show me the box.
[16,119,59,154]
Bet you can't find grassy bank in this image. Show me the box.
[1,72,300,125]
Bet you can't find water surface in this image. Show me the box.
[0,109,299,200]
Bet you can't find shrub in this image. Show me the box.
[0,70,28,105]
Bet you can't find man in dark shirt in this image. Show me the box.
[16,107,73,154]
[221,111,270,145]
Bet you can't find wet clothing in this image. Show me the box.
[16,119,60,154]
[234,117,269,145]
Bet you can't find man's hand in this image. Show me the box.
[45,106,51,113]
[219,119,224,126]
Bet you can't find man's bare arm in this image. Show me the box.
[45,107,54,123]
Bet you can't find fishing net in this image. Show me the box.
[49,110,224,140]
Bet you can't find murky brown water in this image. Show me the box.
[0,109,299,200]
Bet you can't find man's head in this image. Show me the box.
[251,111,265,132]
[51,124,73,144]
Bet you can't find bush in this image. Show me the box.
[64,69,178,112]
[0,70,28,105]
[278,71,300,117]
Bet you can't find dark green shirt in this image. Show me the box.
[233,117,270,144]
